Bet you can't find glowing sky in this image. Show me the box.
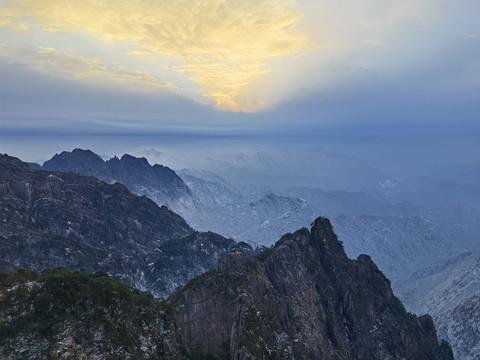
[0,0,479,139]
[0,0,312,111]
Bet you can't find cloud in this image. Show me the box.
[0,45,175,89]
[0,0,311,111]
[1,0,477,117]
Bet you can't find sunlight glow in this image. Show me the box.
[0,0,311,111]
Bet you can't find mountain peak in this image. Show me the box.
[118,153,150,166]
[71,148,98,156]
[166,217,453,359]
[310,216,347,260]
[38,149,192,207]
[53,148,103,162]
[43,148,105,174]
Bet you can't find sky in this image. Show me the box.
[0,0,479,173]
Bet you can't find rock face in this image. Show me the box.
[167,217,453,359]
[0,218,453,360]
[0,154,254,297]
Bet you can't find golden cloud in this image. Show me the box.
[0,0,311,111]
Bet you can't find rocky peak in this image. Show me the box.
[168,216,453,359]
[111,153,150,169]
[36,149,193,207]
[43,148,105,174]
[310,216,348,266]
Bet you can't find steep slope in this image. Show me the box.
[0,218,453,360]
[0,154,254,297]
[168,217,453,359]
[42,148,194,210]
[396,250,480,360]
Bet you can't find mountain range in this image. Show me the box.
[16,148,480,359]
[0,153,254,298]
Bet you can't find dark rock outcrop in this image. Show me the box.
[167,217,453,359]
[0,154,254,297]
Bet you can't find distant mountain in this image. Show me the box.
[332,205,480,283]
[0,218,453,359]
[180,191,318,245]
[39,151,479,271]
[280,186,387,216]
[178,170,480,284]
[441,293,480,360]
[42,148,194,211]
[396,250,480,360]
[0,153,255,297]
[36,150,480,272]
[38,151,320,245]
[178,169,245,208]
[179,169,388,216]
[380,178,480,210]
[198,149,397,190]
[177,170,388,245]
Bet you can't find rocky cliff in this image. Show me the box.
[166,217,453,359]
[0,154,254,297]
[0,218,453,359]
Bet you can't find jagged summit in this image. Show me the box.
[40,148,193,208]
[310,216,348,259]
[164,217,453,359]
[43,148,105,174]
